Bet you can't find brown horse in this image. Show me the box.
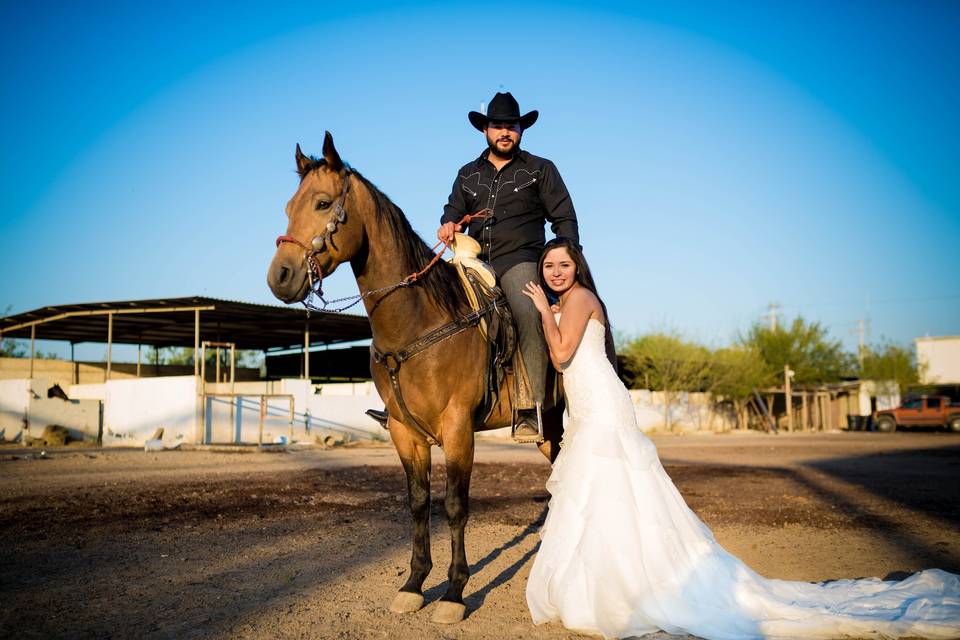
[267,133,562,623]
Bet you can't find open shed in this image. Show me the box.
[1,297,380,447]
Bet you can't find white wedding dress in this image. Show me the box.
[526,317,960,639]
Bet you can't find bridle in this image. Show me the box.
[275,167,489,313]
[275,169,353,311]
[272,168,499,444]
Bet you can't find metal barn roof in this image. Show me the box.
[0,296,371,352]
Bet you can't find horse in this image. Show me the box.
[266,132,563,624]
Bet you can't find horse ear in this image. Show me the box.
[322,131,344,172]
[295,143,312,178]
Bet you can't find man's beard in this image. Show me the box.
[487,136,520,159]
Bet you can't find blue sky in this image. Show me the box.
[2,1,958,360]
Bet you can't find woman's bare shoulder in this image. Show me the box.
[566,286,603,318]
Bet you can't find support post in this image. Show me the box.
[194,309,202,446]
[304,324,310,381]
[229,344,236,428]
[136,343,141,378]
[258,396,266,448]
[784,366,794,432]
[193,309,200,376]
[29,325,36,379]
[106,312,113,381]
[801,391,809,431]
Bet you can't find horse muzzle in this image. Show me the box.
[267,252,312,303]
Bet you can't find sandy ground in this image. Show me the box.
[1,431,959,639]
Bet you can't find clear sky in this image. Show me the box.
[2,0,958,360]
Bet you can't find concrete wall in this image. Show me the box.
[26,396,101,442]
[0,378,101,443]
[103,376,198,447]
[0,378,37,441]
[917,337,960,384]
[200,379,387,445]
[628,390,737,433]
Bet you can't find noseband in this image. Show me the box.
[274,169,490,314]
[275,169,352,305]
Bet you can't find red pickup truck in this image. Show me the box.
[874,396,960,432]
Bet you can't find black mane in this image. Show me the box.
[299,157,466,319]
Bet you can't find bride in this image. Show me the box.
[521,238,959,640]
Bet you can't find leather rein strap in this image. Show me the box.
[371,299,502,446]
[274,168,498,445]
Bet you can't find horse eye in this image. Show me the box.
[315,200,332,211]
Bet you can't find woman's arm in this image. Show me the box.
[522,284,597,370]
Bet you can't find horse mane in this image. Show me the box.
[298,157,467,319]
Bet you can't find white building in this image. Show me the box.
[915,336,960,385]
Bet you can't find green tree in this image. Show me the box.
[709,346,773,429]
[860,341,921,395]
[0,337,25,357]
[740,316,855,385]
[1,305,25,357]
[621,332,713,431]
[163,347,196,366]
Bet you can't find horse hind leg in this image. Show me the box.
[432,426,474,624]
[389,430,433,614]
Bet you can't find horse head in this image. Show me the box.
[267,132,366,303]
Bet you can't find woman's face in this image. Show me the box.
[542,247,577,294]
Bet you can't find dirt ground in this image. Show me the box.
[1,431,958,640]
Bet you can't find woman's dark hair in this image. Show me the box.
[537,238,618,369]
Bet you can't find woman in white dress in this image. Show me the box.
[521,238,960,640]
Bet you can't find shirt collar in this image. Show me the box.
[477,148,527,168]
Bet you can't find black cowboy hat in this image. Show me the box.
[468,92,539,132]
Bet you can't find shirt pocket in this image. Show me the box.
[512,176,538,193]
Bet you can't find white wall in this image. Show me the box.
[69,383,106,400]
[629,390,736,432]
[0,378,40,442]
[26,396,101,442]
[104,375,198,446]
[917,337,960,384]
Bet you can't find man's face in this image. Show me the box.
[485,121,522,158]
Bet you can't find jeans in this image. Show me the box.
[500,262,546,404]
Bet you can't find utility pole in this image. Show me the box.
[850,319,868,368]
[767,302,780,331]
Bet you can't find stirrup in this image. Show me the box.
[512,402,544,444]
[366,408,389,429]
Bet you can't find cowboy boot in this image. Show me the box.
[512,402,543,443]
[366,408,389,429]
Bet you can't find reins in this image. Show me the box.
[275,168,488,313]
[274,168,499,446]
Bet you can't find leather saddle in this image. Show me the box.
[364,235,540,433]
[449,234,536,424]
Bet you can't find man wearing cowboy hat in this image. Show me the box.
[438,91,579,441]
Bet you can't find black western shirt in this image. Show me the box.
[441,149,579,277]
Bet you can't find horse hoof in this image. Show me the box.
[389,591,424,614]
[432,601,466,624]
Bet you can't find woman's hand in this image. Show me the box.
[522,281,553,315]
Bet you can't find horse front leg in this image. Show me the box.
[432,421,474,624]
[389,421,433,614]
